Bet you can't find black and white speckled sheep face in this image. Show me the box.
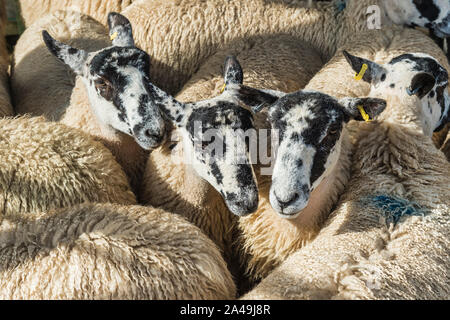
[152,56,259,216]
[83,46,166,149]
[230,86,386,218]
[382,0,450,37]
[344,51,450,135]
[180,98,259,216]
[42,13,166,150]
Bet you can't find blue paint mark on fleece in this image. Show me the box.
[335,0,347,13]
[369,195,425,224]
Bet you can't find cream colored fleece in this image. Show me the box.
[122,0,412,95]
[18,0,134,26]
[0,116,136,218]
[0,203,236,299]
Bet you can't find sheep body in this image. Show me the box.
[241,30,450,299]
[11,10,107,121]
[140,35,326,286]
[122,0,426,94]
[0,203,236,299]
[243,120,450,299]
[11,11,148,193]
[0,116,136,216]
[18,0,134,26]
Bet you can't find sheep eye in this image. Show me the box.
[94,78,113,100]
[328,125,339,135]
[201,141,210,149]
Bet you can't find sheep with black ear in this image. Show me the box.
[166,36,325,286]
[12,11,165,193]
[0,0,12,117]
[0,116,136,217]
[139,54,261,283]
[0,203,236,300]
[231,27,449,282]
[243,52,450,300]
[17,0,134,27]
[229,73,386,284]
[121,0,449,94]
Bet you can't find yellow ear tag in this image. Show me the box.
[110,31,118,41]
[357,105,371,122]
[220,83,226,94]
[354,63,368,81]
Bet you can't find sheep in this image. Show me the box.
[226,26,450,284]
[11,11,166,193]
[0,0,12,118]
[160,35,324,288]
[0,203,236,299]
[241,52,450,300]
[0,116,136,217]
[137,53,272,288]
[121,0,449,94]
[17,0,134,27]
[189,26,448,285]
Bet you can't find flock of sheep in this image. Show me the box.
[0,0,449,300]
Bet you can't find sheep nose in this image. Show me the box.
[274,192,300,210]
[144,129,163,143]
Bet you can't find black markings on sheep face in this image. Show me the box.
[184,102,258,216]
[267,91,349,218]
[376,53,449,132]
[389,0,450,37]
[85,46,166,150]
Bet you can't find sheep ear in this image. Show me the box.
[223,55,243,85]
[108,12,134,47]
[343,50,385,83]
[407,72,436,99]
[339,97,387,121]
[229,85,281,113]
[42,30,87,75]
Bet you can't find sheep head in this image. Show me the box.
[42,12,166,150]
[343,50,450,135]
[230,82,386,218]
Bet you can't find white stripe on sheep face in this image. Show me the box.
[42,12,166,150]
[344,51,450,136]
[228,76,387,218]
[382,0,450,37]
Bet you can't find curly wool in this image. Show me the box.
[0,116,136,217]
[17,0,134,26]
[140,35,332,286]
[122,0,412,95]
[243,121,450,300]
[0,203,236,299]
[11,11,148,193]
